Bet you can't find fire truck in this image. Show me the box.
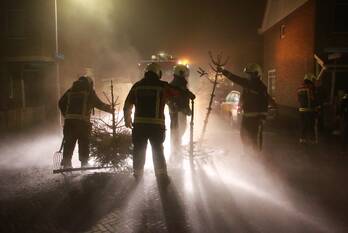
[138,52,190,82]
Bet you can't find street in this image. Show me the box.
[1,1,348,232]
[1,115,348,233]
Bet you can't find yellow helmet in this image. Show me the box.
[243,63,262,77]
[304,73,316,82]
[145,62,162,78]
[173,64,190,78]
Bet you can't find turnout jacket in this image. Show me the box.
[341,95,348,120]
[168,76,192,116]
[123,73,194,127]
[221,69,269,117]
[297,81,317,112]
[59,79,111,122]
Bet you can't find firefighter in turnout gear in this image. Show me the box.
[218,63,270,152]
[340,92,348,154]
[59,76,113,168]
[123,63,195,184]
[297,73,318,144]
[168,64,193,159]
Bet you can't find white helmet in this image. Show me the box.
[145,62,162,78]
[243,63,262,77]
[173,64,190,78]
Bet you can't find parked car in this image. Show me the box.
[220,90,241,126]
[220,90,278,126]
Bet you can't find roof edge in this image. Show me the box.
[259,0,310,34]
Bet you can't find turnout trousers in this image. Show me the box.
[300,111,316,142]
[62,119,91,164]
[240,116,263,152]
[132,124,167,177]
[170,112,187,154]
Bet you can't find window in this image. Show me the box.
[9,76,14,99]
[280,24,286,39]
[7,10,26,39]
[268,69,276,98]
[333,0,348,33]
[23,69,43,107]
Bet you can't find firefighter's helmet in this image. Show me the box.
[173,64,190,78]
[304,73,316,82]
[145,62,162,79]
[243,63,262,77]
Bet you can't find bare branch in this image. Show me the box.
[103,91,112,104]
[209,51,230,67]
[197,67,208,77]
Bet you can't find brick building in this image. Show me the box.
[0,0,59,131]
[260,0,348,126]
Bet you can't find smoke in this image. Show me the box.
[59,0,141,89]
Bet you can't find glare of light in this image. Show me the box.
[183,158,194,193]
[201,161,287,207]
[201,159,332,231]
[95,105,191,175]
[72,0,105,8]
[181,129,190,146]
[177,59,190,66]
[144,107,172,170]
[70,0,115,24]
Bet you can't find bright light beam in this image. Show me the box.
[201,159,333,232]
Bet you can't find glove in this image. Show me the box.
[125,117,133,129]
[217,66,224,73]
[187,90,196,100]
[183,107,192,116]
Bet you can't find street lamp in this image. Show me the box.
[54,0,61,125]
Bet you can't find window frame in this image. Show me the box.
[267,69,276,99]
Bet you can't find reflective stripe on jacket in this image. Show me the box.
[242,112,268,117]
[58,79,111,122]
[133,85,165,125]
[124,73,181,127]
[299,107,314,112]
[297,82,316,111]
[64,91,90,121]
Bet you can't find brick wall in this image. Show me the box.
[263,0,316,107]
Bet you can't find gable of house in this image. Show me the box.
[259,0,309,33]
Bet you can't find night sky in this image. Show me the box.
[59,0,266,79]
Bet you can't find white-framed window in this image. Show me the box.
[268,69,276,98]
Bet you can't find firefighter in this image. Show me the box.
[59,76,113,168]
[297,73,318,144]
[339,92,348,153]
[167,64,193,159]
[123,63,195,184]
[218,63,270,152]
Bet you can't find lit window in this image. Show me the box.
[268,69,276,98]
[280,24,286,39]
